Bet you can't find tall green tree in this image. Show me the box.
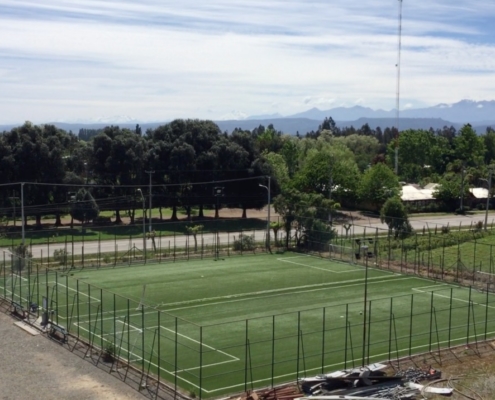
[70,189,99,227]
[358,163,399,211]
[454,124,485,168]
[380,196,412,238]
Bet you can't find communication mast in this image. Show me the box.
[394,0,403,175]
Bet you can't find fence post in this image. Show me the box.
[428,291,434,352]
[409,294,414,357]
[344,304,349,369]
[466,287,472,345]
[485,283,489,341]
[448,288,453,347]
[491,245,494,275]
[388,298,393,361]
[272,314,276,386]
[157,311,161,400]
[321,309,325,374]
[76,279,80,337]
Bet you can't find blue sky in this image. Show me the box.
[1,0,494,123]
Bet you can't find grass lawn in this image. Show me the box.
[2,253,494,398]
[421,236,495,274]
[0,216,267,248]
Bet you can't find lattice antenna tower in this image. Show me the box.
[394,0,403,175]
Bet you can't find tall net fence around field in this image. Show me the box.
[2,250,495,399]
[297,218,495,292]
[0,219,275,272]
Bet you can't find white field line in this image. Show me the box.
[206,329,495,394]
[412,286,495,310]
[0,288,30,304]
[147,325,239,363]
[72,323,232,391]
[77,316,145,334]
[158,274,403,310]
[115,319,143,333]
[85,310,159,323]
[277,257,362,274]
[163,277,412,313]
[12,273,29,283]
[52,282,101,302]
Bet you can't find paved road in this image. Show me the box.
[4,213,495,259]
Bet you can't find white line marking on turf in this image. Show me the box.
[158,274,401,309]
[206,329,495,394]
[147,325,239,361]
[277,257,362,273]
[412,286,495,309]
[54,282,101,302]
[163,277,413,312]
[72,323,233,391]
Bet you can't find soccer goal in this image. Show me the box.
[328,243,355,264]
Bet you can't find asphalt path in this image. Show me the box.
[9,213,495,259]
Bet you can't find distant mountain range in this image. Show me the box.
[1,100,495,136]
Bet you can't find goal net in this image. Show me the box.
[328,244,355,264]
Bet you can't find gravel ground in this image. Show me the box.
[0,307,146,400]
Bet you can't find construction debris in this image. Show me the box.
[296,365,451,399]
[233,365,453,400]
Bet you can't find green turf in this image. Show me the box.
[2,254,495,398]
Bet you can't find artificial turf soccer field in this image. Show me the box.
[3,253,495,397]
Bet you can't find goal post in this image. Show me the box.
[328,243,355,264]
[136,284,147,311]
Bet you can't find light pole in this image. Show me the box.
[328,167,333,225]
[146,170,155,232]
[460,168,466,213]
[21,183,25,246]
[259,177,271,250]
[137,189,146,261]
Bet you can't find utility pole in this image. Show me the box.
[145,170,155,232]
[394,0,403,175]
[259,177,271,250]
[484,169,493,230]
[9,192,19,228]
[137,189,146,261]
[460,167,466,213]
[21,183,25,245]
[328,167,333,225]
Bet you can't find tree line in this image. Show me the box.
[0,118,493,231]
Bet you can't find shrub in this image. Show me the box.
[103,342,115,363]
[233,234,256,251]
[53,249,69,265]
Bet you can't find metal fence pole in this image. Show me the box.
[409,294,414,357]
[272,314,276,387]
[76,279,80,337]
[157,311,161,400]
[321,308,326,374]
[199,326,203,400]
[174,317,178,398]
[485,283,489,340]
[448,288,453,347]
[243,319,249,391]
[466,287,472,345]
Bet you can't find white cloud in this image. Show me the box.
[0,0,494,122]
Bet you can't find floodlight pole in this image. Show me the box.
[259,177,271,250]
[137,189,146,262]
[362,251,369,367]
[21,182,25,245]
